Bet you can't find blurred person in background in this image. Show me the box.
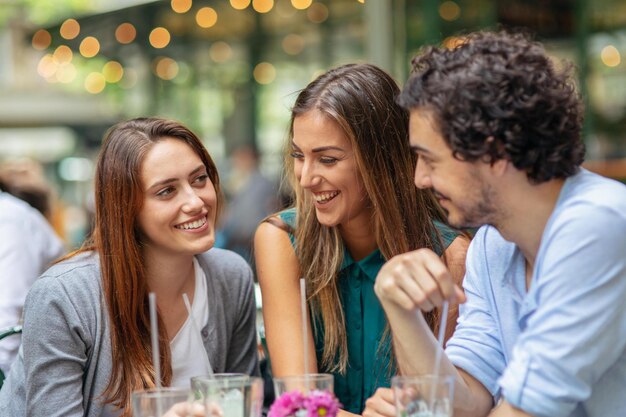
[218,144,279,268]
[0,163,65,376]
[0,158,57,220]
[254,63,468,417]
[0,118,259,417]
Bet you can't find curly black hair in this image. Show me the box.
[398,30,585,183]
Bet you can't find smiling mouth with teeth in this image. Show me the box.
[314,191,339,204]
[175,216,207,230]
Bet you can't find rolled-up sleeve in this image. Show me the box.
[499,204,626,417]
[446,227,509,398]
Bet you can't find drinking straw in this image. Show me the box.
[148,292,163,416]
[149,292,162,389]
[429,300,449,409]
[432,300,449,378]
[300,278,310,380]
[182,293,213,375]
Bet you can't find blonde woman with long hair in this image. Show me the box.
[254,64,468,417]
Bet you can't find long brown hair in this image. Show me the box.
[71,118,221,414]
[279,64,447,374]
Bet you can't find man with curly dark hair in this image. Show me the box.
[373,31,626,417]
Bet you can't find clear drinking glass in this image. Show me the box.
[190,373,249,401]
[391,375,454,417]
[131,387,199,417]
[201,376,264,417]
[273,373,334,396]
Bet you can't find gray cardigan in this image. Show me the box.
[0,248,259,417]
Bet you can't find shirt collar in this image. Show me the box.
[340,247,385,282]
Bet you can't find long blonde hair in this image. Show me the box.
[280,64,447,374]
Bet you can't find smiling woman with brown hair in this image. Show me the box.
[254,63,469,417]
[0,118,259,417]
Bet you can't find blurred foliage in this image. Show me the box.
[0,0,93,26]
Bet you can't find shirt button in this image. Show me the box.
[355,323,361,330]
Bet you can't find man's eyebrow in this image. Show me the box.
[410,144,433,155]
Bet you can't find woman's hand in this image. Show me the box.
[362,388,396,417]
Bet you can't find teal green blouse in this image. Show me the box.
[277,208,458,414]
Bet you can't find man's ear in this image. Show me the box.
[490,157,510,177]
[483,136,509,176]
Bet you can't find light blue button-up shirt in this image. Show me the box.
[446,169,626,417]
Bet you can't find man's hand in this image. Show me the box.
[362,388,396,417]
[374,248,466,312]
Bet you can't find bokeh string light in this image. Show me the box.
[252,0,274,14]
[230,0,251,10]
[196,7,218,28]
[115,23,137,44]
[171,0,192,14]
[32,29,52,50]
[79,36,100,58]
[149,27,171,49]
[60,19,80,40]
[601,45,621,67]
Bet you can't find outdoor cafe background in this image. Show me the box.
[0,0,625,351]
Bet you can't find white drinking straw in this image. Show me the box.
[148,292,163,417]
[149,292,162,390]
[429,300,449,409]
[300,278,309,378]
[432,300,449,378]
[182,293,213,375]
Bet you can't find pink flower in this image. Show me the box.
[305,390,341,417]
[269,389,341,417]
[268,390,306,417]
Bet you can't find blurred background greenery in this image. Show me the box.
[0,0,625,247]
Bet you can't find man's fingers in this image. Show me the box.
[411,250,458,302]
[363,388,397,417]
[377,387,395,402]
[454,285,466,303]
[376,248,458,312]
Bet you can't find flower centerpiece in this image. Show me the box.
[269,389,341,417]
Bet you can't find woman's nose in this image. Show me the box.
[299,162,321,189]
[182,188,204,212]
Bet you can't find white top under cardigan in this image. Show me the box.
[170,257,212,387]
[0,249,259,417]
